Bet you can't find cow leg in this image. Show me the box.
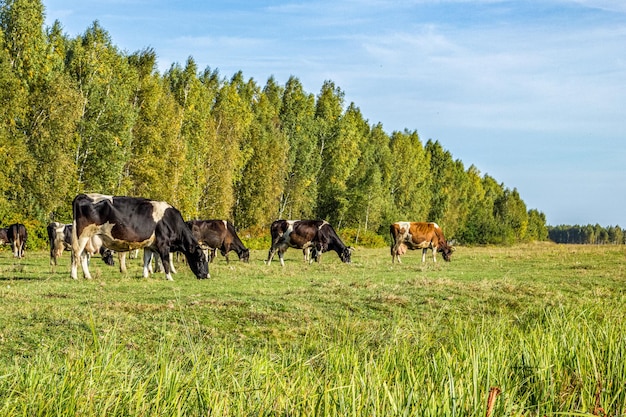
[118,251,127,273]
[168,253,177,274]
[158,250,174,281]
[391,242,402,264]
[302,247,310,263]
[11,236,20,258]
[142,249,154,278]
[278,248,288,267]
[51,244,63,266]
[432,247,437,263]
[422,248,428,263]
[71,235,92,279]
[266,246,277,265]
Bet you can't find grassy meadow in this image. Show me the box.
[0,243,625,416]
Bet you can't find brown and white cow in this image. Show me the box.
[71,193,208,280]
[266,220,353,266]
[390,222,453,263]
[7,223,27,258]
[186,220,250,263]
[47,222,114,267]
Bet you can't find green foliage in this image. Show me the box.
[0,4,555,246]
[339,227,387,248]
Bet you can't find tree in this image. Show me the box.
[127,48,185,205]
[66,21,138,193]
[278,76,319,219]
[493,188,528,244]
[235,76,288,230]
[0,0,46,84]
[455,165,486,243]
[388,130,431,222]
[425,139,453,224]
[322,102,366,228]
[21,72,82,219]
[315,80,348,224]
[345,122,392,236]
[0,28,28,221]
[527,209,548,241]
[165,58,220,218]
[205,71,253,219]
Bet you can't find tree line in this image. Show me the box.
[0,0,550,249]
[548,225,625,245]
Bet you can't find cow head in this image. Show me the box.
[100,248,115,266]
[239,248,250,263]
[186,245,209,279]
[438,242,453,262]
[340,246,354,263]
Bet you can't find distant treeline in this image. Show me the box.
[548,225,625,245]
[0,0,549,249]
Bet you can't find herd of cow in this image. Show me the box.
[1,193,454,280]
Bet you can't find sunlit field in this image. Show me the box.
[0,243,625,416]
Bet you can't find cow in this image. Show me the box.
[186,220,250,263]
[265,220,353,266]
[70,193,208,281]
[7,223,27,258]
[47,222,114,267]
[390,222,453,263]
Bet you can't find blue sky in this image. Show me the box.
[43,0,626,227]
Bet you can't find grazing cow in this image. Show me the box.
[266,220,353,266]
[71,193,208,280]
[7,223,27,258]
[47,222,114,267]
[390,222,453,263]
[186,220,250,263]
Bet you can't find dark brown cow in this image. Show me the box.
[7,223,27,258]
[47,222,114,267]
[186,220,250,263]
[390,222,453,263]
[71,193,208,280]
[266,220,353,266]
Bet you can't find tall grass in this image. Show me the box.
[0,244,625,415]
[1,305,624,415]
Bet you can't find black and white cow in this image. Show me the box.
[70,193,208,280]
[7,223,27,258]
[47,222,114,267]
[265,220,353,266]
[186,220,250,263]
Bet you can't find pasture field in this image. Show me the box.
[0,243,625,416]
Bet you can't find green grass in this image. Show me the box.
[0,243,625,416]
